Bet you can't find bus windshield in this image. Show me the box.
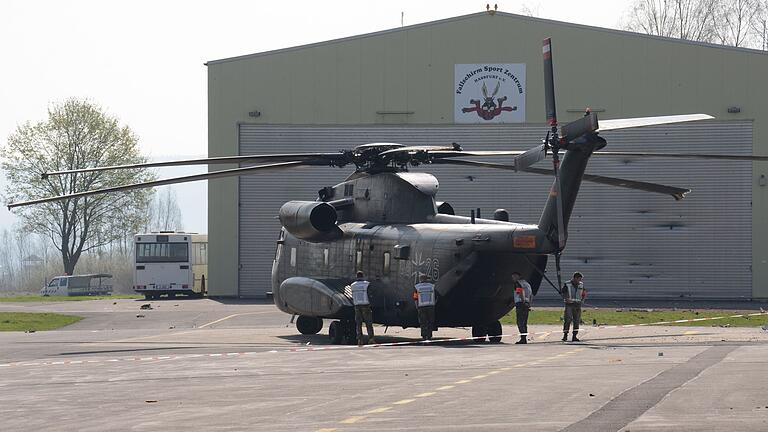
[136,242,189,263]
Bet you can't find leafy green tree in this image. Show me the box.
[2,98,155,275]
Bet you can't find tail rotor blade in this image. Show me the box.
[543,38,557,126]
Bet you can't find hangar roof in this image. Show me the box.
[206,11,767,66]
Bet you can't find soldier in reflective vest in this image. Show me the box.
[512,272,533,344]
[350,271,375,345]
[561,272,586,342]
[412,274,436,341]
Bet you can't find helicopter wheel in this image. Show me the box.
[342,321,357,345]
[296,315,323,335]
[471,325,488,343]
[487,321,503,344]
[328,321,344,344]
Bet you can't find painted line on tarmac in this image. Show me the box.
[322,347,587,430]
[1,313,764,370]
[197,311,275,329]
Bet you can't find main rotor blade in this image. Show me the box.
[522,167,690,200]
[8,161,307,209]
[434,159,690,200]
[592,151,768,161]
[42,153,344,178]
[598,114,713,131]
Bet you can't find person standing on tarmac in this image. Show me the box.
[350,271,376,346]
[413,274,437,341]
[511,272,533,344]
[562,272,587,342]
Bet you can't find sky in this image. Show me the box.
[0,0,636,233]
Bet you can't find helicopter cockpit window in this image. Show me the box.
[383,252,391,273]
[344,184,354,197]
[290,248,297,267]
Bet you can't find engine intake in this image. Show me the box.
[279,201,341,242]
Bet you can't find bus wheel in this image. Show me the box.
[296,315,323,335]
[328,321,343,344]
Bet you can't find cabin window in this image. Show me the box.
[290,248,297,267]
[344,184,354,197]
[383,252,391,273]
[323,249,329,266]
[275,230,284,260]
[394,245,410,260]
[59,278,67,287]
[356,250,362,270]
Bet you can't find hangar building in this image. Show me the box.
[206,11,768,300]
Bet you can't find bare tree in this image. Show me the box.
[146,188,184,232]
[623,0,719,42]
[715,0,761,47]
[751,0,768,49]
[2,98,155,275]
[624,0,678,37]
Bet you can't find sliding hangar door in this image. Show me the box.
[237,121,752,300]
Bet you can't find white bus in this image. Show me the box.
[133,232,208,300]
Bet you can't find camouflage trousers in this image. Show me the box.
[563,302,582,333]
[354,305,374,344]
[417,305,435,340]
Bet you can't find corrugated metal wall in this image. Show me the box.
[239,121,752,299]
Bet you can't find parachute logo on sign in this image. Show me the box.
[454,64,526,123]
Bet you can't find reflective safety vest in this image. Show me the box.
[350,280,370,306]
[563,281,585,304]
[514,280,532,304]
[414,282,436,307]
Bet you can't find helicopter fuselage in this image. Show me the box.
[270,170,553,328]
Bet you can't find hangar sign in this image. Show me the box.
[454,64,526,123]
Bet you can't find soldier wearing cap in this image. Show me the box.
[562,272,586,342]
[350,271,375,345]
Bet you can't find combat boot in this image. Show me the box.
[571,332,580,342]
[515,337,527,344]
[561,333,568,342]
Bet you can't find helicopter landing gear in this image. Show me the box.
[471,321,503,343]
[487,320,503,344]
[472,325,488,343]
[296,315,323,335]
[328,320,357,345]
[328,321,343,344]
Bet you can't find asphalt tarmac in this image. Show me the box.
[1,298,767,432]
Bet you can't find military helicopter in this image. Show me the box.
[9,39,768,344]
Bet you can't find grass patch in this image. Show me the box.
[0,312,83,331]
[501,308,768,327]
[0,295,141,302]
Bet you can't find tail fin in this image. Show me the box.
[537,136,606,249]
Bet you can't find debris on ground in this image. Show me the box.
[140,304,153,310]
[761,325,768,331]
[136,314,145,318]
[629,308,653,312]
[25,330,36,333]
[168,326,175,329]
[658,352,664,356]
[615,308,624,312]
[113,302,117,305]
[145,400,158,403]
[589,393,595,397]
